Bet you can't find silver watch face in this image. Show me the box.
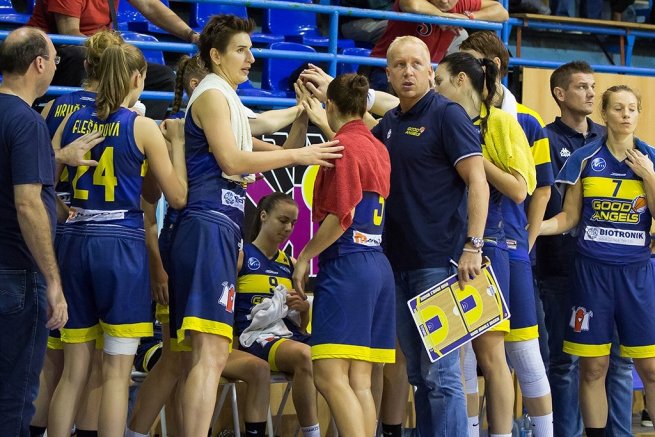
[469,237,484,248]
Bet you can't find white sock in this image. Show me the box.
[301,423,320,437]
[468,416,480,437]
[531,413,553,437]
[125,428,149,437]
[489,434,512,437]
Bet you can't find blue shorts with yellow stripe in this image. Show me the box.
[311,251,395,363]
[564,255,655,358]
[505,257,539,342]
[56,225,153,343]
[242,331,310,372]
[169,209,239,349]
[484,241,510,333]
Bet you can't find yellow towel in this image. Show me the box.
[479,105,537,195]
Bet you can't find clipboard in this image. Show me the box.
[407,259,510,362]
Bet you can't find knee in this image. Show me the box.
[249,360,271,387]
[580,360,609,383]
[637,362,655,385]
[293,347,314,378]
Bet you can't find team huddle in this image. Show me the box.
[0,10,654,437]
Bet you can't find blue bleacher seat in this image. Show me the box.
[121,31,165,65]
[0,0,33,25]
[116,0,149,32]
[237,79,276,98]
[265,0,355,49]
[190,3,284,44]
[338,47,371,75]
[262,42,316,97]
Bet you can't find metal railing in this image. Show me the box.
[1,0,654,107]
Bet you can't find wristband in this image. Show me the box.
[463,10,475,19]
[366,88,376,112]
[462,247,482,254]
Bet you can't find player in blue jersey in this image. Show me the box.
[235,193,320,437]
[46,42,188,437]
[541,85,655,437]
[292,73,394,436]
[460,31,554,436]
[167,15,343,436]
[435,52,538,437]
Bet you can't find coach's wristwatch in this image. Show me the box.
[465,236,484,250]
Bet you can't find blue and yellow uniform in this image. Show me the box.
[504,102,554,342]
[235,244,309,370]
[57,106,152,344]
[311,191,395,362]
[169,103,245,349]
[558,139,655,358]
[44,90,97,350]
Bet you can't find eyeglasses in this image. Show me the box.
[40,54,61,65]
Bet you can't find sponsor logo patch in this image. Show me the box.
[569,306,593,333]
[221,189,245,212]
[583,226,645,246]
[352,230,382,246]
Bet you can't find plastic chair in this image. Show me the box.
[116,0,148,32]
[237,79,278,98]
[121,31,165,65]
[265,0,354,48]
[0,0,33,25]
[190,2,284,44]
[211,377,241,437]
[131,371,168,437]
[338,47,371,75]
[262,42,316,97]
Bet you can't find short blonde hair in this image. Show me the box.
[386,36,430,63]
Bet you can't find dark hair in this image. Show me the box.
[326,73,369,118]
[549,61,594,105]
[439,52,498,138]
[601,85,642,113]
[198,14,255,71]
[172,55,207,113]
[459,31,509,77]
[96,43,146,120]
[0,27,49,75]
[84,30,124,85]
[250,193,297,241]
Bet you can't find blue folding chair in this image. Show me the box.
[0,0,33,25]
[121,31,165,65]
[190,3,283,44]
[262,42,316,97]
[116,0,149,32]
[265,0,354,49]
[237,79,275,98]
[338,47,371,75]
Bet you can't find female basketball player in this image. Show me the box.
[292,73,394,436]
[542,85,655,436]
[46,42,188,437]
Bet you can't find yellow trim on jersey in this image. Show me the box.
[100,321,153,339]
[517,103,546,127]
[311,344,395,363]
[170,339,188,352]
[178,316,234,345]
[155,304,170,324]
[489,319,510,333]
[95,335,104,351]
[563,340,611,357]
[505,325,539,342]
[269,338,288,371]
[237,274,293,294]
[47,336,64,350]
[531,137,551,166]
[61,324,103,343]
[143,343,162,371]
[620,344,655,358]
[583,177,644,200]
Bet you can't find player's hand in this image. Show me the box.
[626,148,655,179]
[457,250,482,286]
[45,282,68,330]
[292,256,309,300]
[159,118,185,146]
[150,266,169,305]
[287,290,310,313]
[56,131,104,166]
[299,63,333,103]
[292,140,342,167]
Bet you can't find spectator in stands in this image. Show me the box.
[371,35,489,437]
[339,0,394,43]
[366,0,508,91]
[537,60,633,437]
[27,0,200,120]
[551,0,635,20]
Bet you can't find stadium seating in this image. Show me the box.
[338,46,371,75]
[190,2,284,44]
[0,0,32,25]
[262,41,316,97]
[116,0,149,32]
[121,31,166,65]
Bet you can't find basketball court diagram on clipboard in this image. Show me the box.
[407,260,510,362]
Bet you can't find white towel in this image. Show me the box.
[239,285,293,348]
[500,84,518,120]
[186,73,255,184]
